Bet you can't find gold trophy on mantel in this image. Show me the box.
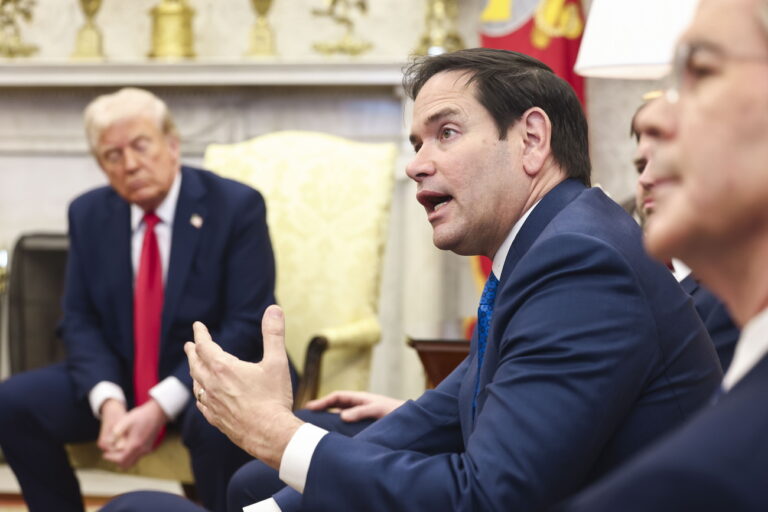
[71,0,105,60]
[415,0,464,56]
[0,0,39,58]
[148,0,195,60]
[312,0,371,56]
[246,0,276,56]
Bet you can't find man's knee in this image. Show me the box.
[180,405,228,448]
[0,364,97,445]
[179,405,251,475]
[0,373,39,437]
[0,379,22,435]
[295,408,375,437]
[227,459,283,512]
[102,491,206,512]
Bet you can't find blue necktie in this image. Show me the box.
[472,272,499,419]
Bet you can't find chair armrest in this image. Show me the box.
[316,315,381,349]
[294,315,381,409]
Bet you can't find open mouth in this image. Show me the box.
[417,191,453,214]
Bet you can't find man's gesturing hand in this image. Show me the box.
[184,305,303,469]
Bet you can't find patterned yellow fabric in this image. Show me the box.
[204,131,396,397]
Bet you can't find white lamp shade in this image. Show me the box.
[575,0,700,79]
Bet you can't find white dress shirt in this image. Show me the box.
[88,171,191,420]
[246,202,541,512]
[671,258,692,283]
[722,307,768,392]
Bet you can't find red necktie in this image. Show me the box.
[133,211,165,444]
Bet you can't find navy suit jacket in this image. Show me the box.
[60,166,276,403]
[680,274,739,372]
[273,180,722,511]
[558,352,768,512]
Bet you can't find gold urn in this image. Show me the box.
[247,0,276,56]
[148,0,196,60]
[71,0,105,60]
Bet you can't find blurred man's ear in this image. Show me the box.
[166,134,181,161]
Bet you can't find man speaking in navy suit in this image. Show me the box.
[0,88,277,512]
[102,49,723,512]
[174,49,724,512]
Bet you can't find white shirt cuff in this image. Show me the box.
[149,376,191,420]
[278,422,328,494]
[89,381,126,419]
[243,498,282,512]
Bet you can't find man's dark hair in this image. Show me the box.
[403,48,591,186]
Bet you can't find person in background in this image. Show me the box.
[631,94,738,372]
[559,0,768,509]
[0,87,281,512]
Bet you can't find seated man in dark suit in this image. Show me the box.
[0,87,280,512]
[219,99,743,510]
[557,0,768,509]
[631,96,739,371]
[105,48,722,512]
[229,87,746,510]
[122,84,744,512]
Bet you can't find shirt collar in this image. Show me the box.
[130,170,182,231]
[672,258,692,283]
[722,306,768,391]
[491,200,541,280]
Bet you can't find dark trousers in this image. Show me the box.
[226,409,375,512]
[99,409,376,512]
[0,363,251,512]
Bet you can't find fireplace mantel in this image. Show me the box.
[0,61,410,158]
[0,61,406,88]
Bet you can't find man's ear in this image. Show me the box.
[166,134,181,161]
[518,107,552,177]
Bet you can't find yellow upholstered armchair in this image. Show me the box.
[204,131,396,407]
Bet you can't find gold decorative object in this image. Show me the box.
[148,0,195,60]
[312,0,371,56]
[532,0,583,50]
[415,0,464,56]
[246,0,275,56]
[71,0,104,60]
[0,0,38,58]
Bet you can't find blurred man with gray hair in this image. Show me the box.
[560,0,768,509]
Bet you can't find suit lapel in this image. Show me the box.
[104,192,134,357]
[162,166,206,344]
[465,179,585,432]
[680,273,700,296]
[459,327,480,437]
[503,179,585,279]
